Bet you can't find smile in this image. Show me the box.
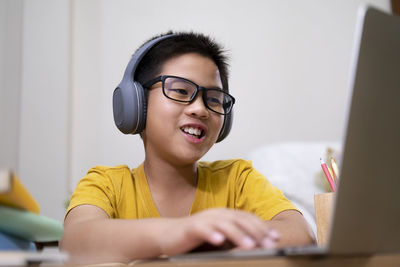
[181,126,205,139]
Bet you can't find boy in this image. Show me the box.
[60,32,315,264]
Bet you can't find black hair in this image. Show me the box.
[135,31,230,92]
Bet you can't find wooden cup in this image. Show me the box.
[314,192,335,246]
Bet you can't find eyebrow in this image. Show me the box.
[168,75,224,91]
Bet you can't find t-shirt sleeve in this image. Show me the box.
[234,160,298,220]
[66,166,120,219]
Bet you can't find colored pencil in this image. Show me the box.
[320,158,336,192]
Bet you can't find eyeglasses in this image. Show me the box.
[142,75,235,115]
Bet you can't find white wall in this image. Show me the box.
[0,0,22,172]
[18,0,70,221]
[70,0,390,190]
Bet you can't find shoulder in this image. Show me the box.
[87,165,132,176]
[79,164,136,192]
[85,164,134,181]
[68,164,138,218]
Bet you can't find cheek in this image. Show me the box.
[147,90,167,116]
[211,115,224,139]
[145,93,163,129]
[146,93,178,129]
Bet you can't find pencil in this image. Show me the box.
[330,157,339,182]
[328,165,335,183]
[320,158,336,192]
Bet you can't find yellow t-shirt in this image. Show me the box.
[67,159,297,220]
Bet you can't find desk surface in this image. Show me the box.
[132,253,400,267]
[4,251,399,266]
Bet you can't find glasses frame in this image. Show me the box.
[142,75,235,115]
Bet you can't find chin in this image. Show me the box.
[175,149,209,165]
[179,154,205,165]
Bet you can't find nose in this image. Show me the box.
[184,92,209,119]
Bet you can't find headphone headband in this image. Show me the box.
[123,35,177,84]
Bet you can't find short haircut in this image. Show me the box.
[135,31,230,92]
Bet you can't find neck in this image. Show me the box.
[143,156,198,190]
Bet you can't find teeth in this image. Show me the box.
[182,126,202,136]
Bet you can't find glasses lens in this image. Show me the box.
[162,76,234,115]
[163,77,196,102]
[205,89,233,114]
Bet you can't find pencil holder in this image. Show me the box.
[314,192,335,246]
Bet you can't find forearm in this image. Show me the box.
[60,207,310,264]
[60,218,174,264]
[267,210,316,248]
[60,206,241,264]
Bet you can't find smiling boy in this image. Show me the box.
[60,32,315,264]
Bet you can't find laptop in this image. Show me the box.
[321,4,400,256]
[171,5,400,260]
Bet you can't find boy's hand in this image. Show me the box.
[158,208,280,256]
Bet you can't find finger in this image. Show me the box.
[212,220,257,249]
[235,213,267,235]
[227,211,282,249]
[207,231,225,245]
[228,211,273,245]
[267,228,281,241]
[196,209,266,247]
[184,219,226,247]
[187,209,279,249]
[261,237,277,249]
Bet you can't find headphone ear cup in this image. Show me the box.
[113,81,146,134]
[216,110,233,143]
[113,34,176,135]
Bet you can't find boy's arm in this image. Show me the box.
[60,205,281,264]
[60,204,169,264]
[267,209,316,247]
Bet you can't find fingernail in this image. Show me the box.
[268,229,281,240]
[242,236,256,248]
[262,238,276,249]
[210,232,224,243]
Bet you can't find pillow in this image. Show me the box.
[247,141,341,235]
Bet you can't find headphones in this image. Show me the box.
[112,34,233,143]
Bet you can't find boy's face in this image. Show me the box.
[143,53,224,165]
